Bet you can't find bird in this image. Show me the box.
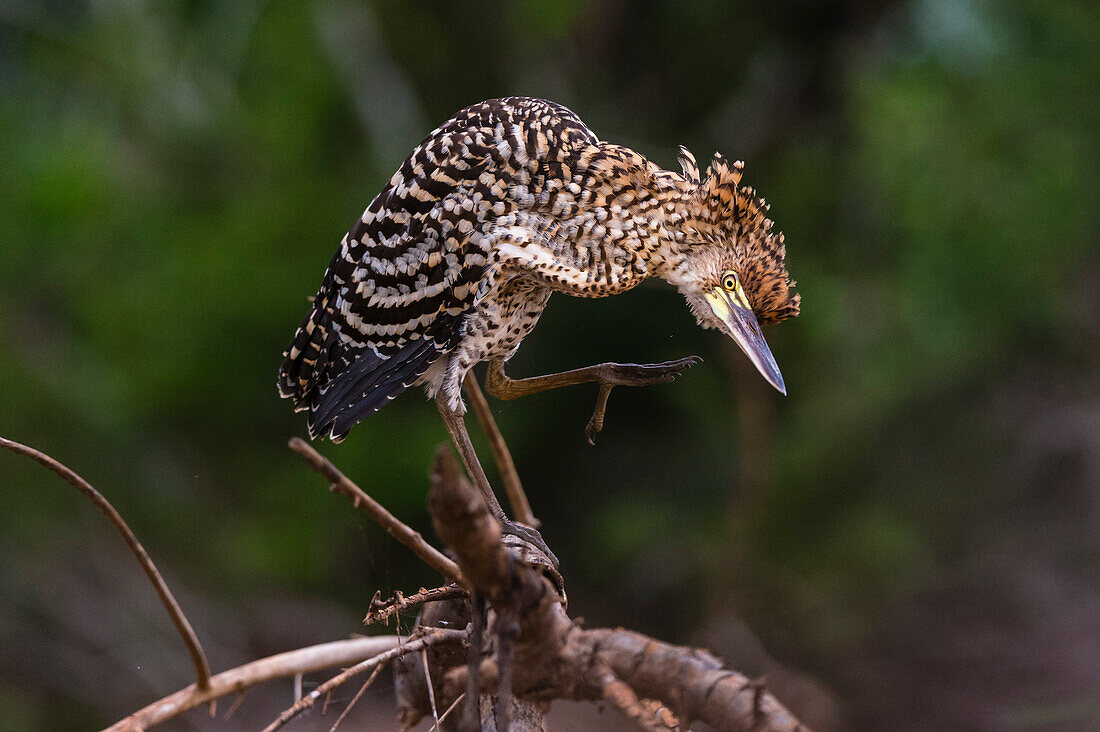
[278,97,799,537]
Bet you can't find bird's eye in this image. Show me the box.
[722,272,738,291]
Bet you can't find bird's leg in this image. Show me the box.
[435,391,557,565]
[485,355,702,444]
[435,391,506,519]
[463,372,539,529]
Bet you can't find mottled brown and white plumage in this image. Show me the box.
[278,97,799,442]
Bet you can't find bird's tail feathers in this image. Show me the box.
[307,318,459,442]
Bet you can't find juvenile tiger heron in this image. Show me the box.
[278,97,800,545]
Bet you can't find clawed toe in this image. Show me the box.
[602,355,702,386]
[500,520,559,568]
[583,355,702,444]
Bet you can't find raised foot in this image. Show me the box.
[592,356,703,387]
[585,355,702,445]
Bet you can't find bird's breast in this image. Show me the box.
[459,277,553,364]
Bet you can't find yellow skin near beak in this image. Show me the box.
[705,286,787,395]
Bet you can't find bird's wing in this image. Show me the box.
[486,142,664,298]
[278,97,598,440]
[490,219,650,298]
[277,165,488,440]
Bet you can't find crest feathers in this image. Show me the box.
[677,145,700,184]
[691,152,771,234]
[703,152,745,190]
[679,151,799,325]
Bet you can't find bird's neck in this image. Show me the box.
[627,170,707,287]
[498,146,711,294]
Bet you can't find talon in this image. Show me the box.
[587,383,613,444]
[501,520,559,567]
[585,420,600,445]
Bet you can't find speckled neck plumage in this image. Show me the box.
[278,97,798,441]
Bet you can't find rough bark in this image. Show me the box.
[393,447,808,732]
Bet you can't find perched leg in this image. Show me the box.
[435,390,505,520]
[463,372,538,529]
[435,391,557,565]
[485,355,702,444]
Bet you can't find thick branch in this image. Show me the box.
[422,444,807,731]
[428,446,512,604]
[595,666,671,732]
[105,635,403,731]
[101,436,806,732]
[0,436,212,692]
[576,629,807,732]
[289,437,466,586]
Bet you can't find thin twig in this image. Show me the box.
[364,584,467,626]
[222,691,247,720]
[0,436,212,691]
[263,628,466,732]
[106,635,405,731]
[328,664,384,732]
[288,438,466,586]
[463,373,538,528]
[438,692,466,724]
[422,649,440,731]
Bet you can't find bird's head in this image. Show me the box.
[661,148,800,394]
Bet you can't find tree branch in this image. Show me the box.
[364,584,467,626]
[98,439,806,732]
[105,635,404,731]
[262,628,466,732]
[595,665,671,732]
[328,663,384,732]
[418,445,808,731]
[576,629,806,731]
[0,436,212,692]
[288,437,466,586]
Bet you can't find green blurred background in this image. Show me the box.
[2,1,1097,729]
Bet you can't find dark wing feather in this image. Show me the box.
[309,315,460,441]
[322,317,461,441]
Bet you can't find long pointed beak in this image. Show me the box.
[706,290,787,395]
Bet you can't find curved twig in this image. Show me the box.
[105,635,404,731]
[0,436,212,691]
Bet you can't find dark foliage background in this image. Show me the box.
[1,1,1097,729]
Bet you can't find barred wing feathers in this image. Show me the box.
[278,97,597,441]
